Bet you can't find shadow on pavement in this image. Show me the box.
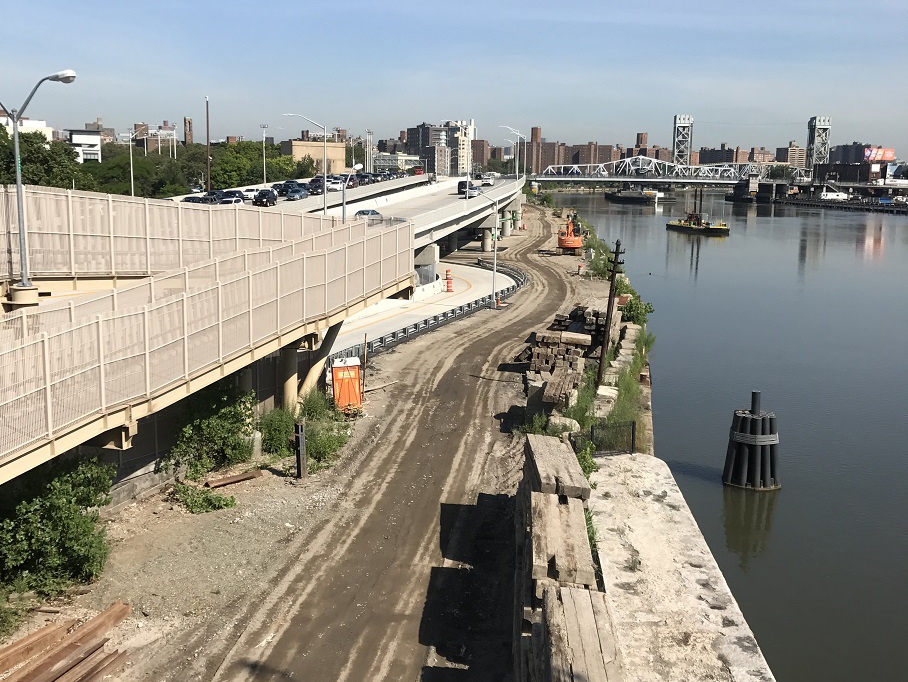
[419,494,516,680]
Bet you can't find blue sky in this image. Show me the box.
[2,0,906,155]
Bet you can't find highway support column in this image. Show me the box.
[280,340,303,413]
[414,244,439,286]
[298,322,343,401]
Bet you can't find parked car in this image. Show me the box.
[285,187,309,201]
[356,174,372,185]
[189,185,204,193]
[241,188,258,201]
[413,167,425,175]
[221,189,245,201]
[198,195,220,204]
[354,209,382,219]
[219,197,245,205]
[308,184,324,196]
[271,183,287,195]
[343,175,358,189]
[253,190,277,207]
[182,196,203,203]
[203,189,226,200]
[326,179,344,192]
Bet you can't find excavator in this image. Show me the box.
[557,210,585,255]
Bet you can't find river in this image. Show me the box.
[552,190,907,682]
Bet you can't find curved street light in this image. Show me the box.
[283,113,328,215]
[342,163,364,223]
[500,125,526,186]
[0,70,77,298]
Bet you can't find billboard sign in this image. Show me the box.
[864,147,896,162]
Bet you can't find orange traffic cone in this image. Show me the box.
[445,268,452,280]
[446,279,454,292]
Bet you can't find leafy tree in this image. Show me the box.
[210,145,253,189]
[0,126,97,190]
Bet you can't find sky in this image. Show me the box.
[2,0,907,156]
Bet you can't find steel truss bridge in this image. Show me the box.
[537,157,812,185]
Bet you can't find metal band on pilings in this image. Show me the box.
[729,429,779,446]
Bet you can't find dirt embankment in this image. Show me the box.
[9,204,613,681]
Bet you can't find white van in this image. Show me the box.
[820,191,847,201]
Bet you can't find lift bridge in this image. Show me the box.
[537,156,813,185]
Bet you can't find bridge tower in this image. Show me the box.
[806,116,831,171]
[672,114,694,166]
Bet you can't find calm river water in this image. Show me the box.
[553,190,907,682]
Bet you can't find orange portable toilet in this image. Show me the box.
[331,358,362,410]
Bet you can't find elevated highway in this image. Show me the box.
[0,178,522,484]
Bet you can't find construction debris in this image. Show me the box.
[204,469,263,489]
[0,601,131,682]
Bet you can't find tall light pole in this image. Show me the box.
[205,96,211,192]
[260,123,268,185]
[500,125,526,184]
[473,192,501,309]
[117,129,141,197]
[342,163,364,222]
[0,69,76,298]
[365,129,373,173]
[284,113,328,215]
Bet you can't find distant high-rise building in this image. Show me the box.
[472,139,490,167]
[776,141,807,168]
[531,126,542,144]
[84,117,115,144]
[636,132,648,147]
[749,146,775,163]
[183,117,193,145]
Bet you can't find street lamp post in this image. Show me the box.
[0,69,77,298]
[473,192,501,309]
[260,123,268,185]
[500,125,526,185]
[283,113,328,215]
[342,163,364,222]
[117,130,140,197]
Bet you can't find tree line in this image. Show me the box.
[0,127,319,198]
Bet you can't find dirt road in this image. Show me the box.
[86,205,589,681]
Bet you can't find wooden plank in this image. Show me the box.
[3,602,129,682]
[566,587,609,682]
[0,619,75,673]
[543,585,572,682]
[204,469,263,488]
[74,650,128,682]
[562,498,597,586]
[29,638,107,682]
[560,587,590,679]
[589,592,624,682]
[530,492,553,580]
[53,647,109,682]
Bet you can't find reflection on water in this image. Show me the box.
[552,189,908,682]
[722,487,779,572]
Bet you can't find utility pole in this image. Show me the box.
[596,239,625,386]
[205,96,211,192]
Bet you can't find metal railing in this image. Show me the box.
[0,219,414,464]
[0,184,354,282]
[328,261,528,364]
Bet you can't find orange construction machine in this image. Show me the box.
[558,212,584,255]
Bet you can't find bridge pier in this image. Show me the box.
[414,244,439,286]
[447,231,459,254]
[298,322,343,401]
[280,340,304,413]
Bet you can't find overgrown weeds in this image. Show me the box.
[170,483,236,514]
[0,457,115,639]
[259,408,296,460]
[163,381,255,481]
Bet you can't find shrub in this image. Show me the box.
[0,457,115,594]
[516,411,548,434]
[306,421,349,471]
[575,441,598,480]
[621,297,655,326]
[301,389,338,423]
[171,483,236,514]
[163,381,255,480]
[259,408,296,459]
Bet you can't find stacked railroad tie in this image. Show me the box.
[0,601,131,682]
[513,434,624,682]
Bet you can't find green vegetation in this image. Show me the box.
[0,127,97,190]
[585,508,599,553]
[562,366,600,432]
[0,457,115,638]
[300,390,350,472]
[575,441,597,480]
[163,381,256,482]
[583,233,654,325]
[1,128,320,198]
[170,483,236,514]
[259,408,297,460]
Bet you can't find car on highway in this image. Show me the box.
[464,186,483,198]
[198,195,220,204]
[480,173,495,186]
[458,180,482,195]
[326,179,344,192]
[219,197,245,205]
[285,187,309,201]
[182,196,203,203]
[221,189,246,201]
[308,184,324,196]
[253,190,277,206]
[241,188,258,201]
[203,189,226,201]
[354,209,382,218]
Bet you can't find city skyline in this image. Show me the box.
[2,0,906,154]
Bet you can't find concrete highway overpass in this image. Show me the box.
[0,178,522,486]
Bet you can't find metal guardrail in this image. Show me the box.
[328,260,529,364]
